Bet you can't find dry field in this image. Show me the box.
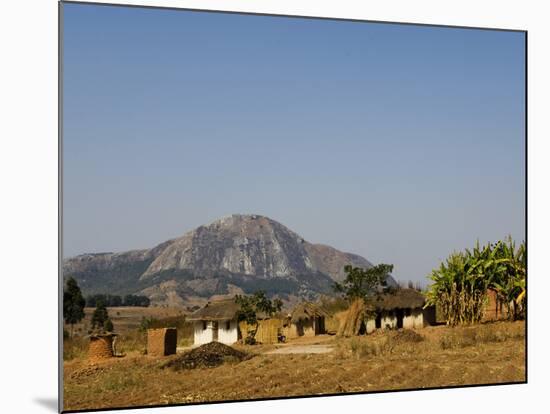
[65,306,187,336]
[63,306,192,361]
[63,320,525,411]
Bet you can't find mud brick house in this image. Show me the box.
[285,302,329,338]
[147,327,177,356]
[483,288,509,321]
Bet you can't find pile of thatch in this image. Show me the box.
[337,299,371,337]
[163,342,249,370]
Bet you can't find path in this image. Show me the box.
[265,344,334,354]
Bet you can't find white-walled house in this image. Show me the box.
[187,299,240,346]
[366,288,436,333]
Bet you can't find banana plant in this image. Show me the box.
[425,237,526,325]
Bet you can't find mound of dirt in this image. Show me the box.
[391,329,425,343]
[164,342,250,370]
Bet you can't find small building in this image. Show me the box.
[337,289,435,336]
[367,288,435,332]
[285,302,329,338]
[147,327,177,356]
[187,299,240,346]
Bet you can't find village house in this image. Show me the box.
[338,288,436,336]
[369,288,435,331]
[187,299,240,346]
[284,302,329,338]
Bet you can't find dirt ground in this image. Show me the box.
[63,321,525,411]
[266,344,334,354]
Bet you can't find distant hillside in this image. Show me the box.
[63,214,396,305]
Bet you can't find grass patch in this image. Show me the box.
[439,323,525,350]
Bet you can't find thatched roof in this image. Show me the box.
[187,299,240,321]
[290,302,330,323]
[367,288,426,311]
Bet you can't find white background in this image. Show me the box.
[0,0,547,413]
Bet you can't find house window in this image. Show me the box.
[202,321,207,330]
[226,320,231,330]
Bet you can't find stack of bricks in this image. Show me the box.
[88,334,115,361]
[147,328,177,357]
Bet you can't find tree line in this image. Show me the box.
[85,294,150,307]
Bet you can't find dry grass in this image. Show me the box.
[63,321,525,411]
[64,310,195,361]
[65,306,187,337]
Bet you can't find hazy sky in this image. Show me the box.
[62,3,525,285]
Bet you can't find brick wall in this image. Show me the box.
[483,289,508,321]
[147,328,177,356]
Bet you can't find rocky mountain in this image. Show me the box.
[63,214,396,305]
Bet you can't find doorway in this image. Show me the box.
[396,309,404,329]
[212,321,219,342]
[375,313,382,329]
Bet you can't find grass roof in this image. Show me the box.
[187,299,240,321]
[290,302,330,323]
[367,288,426,311]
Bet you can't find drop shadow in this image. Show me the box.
[34,397,58,412]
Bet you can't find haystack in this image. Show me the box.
[337,299,370,337]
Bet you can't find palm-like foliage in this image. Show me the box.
[490,237,526,320]
[425,237,526,326]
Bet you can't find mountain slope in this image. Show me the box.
[63,214,395,305]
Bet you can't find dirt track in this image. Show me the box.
[266,344,334,354]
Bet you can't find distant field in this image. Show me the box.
[63,321,525,411]
[65,306,187,336]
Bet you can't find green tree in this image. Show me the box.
[333,264,394,302]
[235,291,283,344]
[63,277,85,338]
[103,318,114,332]
[91,300,109,331]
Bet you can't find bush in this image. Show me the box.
[104,319,114,332]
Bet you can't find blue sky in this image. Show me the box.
[62,3,525,285]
